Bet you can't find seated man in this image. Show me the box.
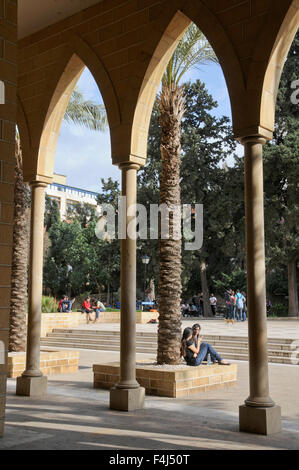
[61,295,72,312]
[92,299,106,320]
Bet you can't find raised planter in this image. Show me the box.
[7,350,80,378]
[38,311,159,337]
[93,361,237,398]
[29,312,86,338]
[96,311,159,324]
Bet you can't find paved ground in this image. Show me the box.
[1,319,299,451]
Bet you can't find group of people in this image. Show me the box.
[181,293,218,317]
[225,289,247,321]
[181,323,230,366]
[81,296,106,324]
[181,293,204,317]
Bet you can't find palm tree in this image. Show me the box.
[156,24,217,364]
[9,137,29,351]
[9,86,107,352]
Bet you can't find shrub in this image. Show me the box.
[269,303,288,317]
[42,295,59,313]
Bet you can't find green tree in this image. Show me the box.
[263,32,299,317]
[180,80,238,310]
[44,195,60,230]
[66,201,96,228]
[9,85,107,351]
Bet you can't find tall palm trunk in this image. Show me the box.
[157,84,185,364]
[9,140,29,351]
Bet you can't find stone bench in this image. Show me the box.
[93,361,237,398]
[8,350,80,378]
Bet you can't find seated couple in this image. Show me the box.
[58,295,73,313]
[82,296,106,324]
[181,324,230,366]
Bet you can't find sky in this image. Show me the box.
[55,61,243,193]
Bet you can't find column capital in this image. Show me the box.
[118,162,140,171]
[29,180,48,189]
[240,135,268,146]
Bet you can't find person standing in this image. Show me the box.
[209,293,217,316]
[235,289,245,321]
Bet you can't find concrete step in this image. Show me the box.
[43,332,296,352]
[40,341,297,364]
[40,340,156,354]
[40,329,298,365]
[50,328,295,345]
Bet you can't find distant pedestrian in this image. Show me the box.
[209,293,217,316]
[235,289,245,321]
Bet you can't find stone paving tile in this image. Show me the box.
[1,348,298,450]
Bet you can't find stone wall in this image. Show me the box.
[0,0,17,437]
[8,350,80,378]
[38,312,86,337]
[94,361,237,398]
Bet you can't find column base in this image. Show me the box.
[16,375,48,397]
[239,404,281,435]
[110,386,145,411]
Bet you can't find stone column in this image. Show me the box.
[239,136,281,434]
[16,181,48,396]
[110,163,145,411]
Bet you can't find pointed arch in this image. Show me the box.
[21,34,121,182]
[129,1,244,163]
[259,1,299,136]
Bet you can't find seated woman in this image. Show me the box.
[181,326,230,366]
[82,296,95,324]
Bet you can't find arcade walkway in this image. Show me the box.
[1,320,298,450]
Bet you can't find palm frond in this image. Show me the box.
[64,87,108,132]
[162,23,218,87]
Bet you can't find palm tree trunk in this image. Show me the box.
[288,259,298,317]
[9,140,29,352]
[157,84,185,365]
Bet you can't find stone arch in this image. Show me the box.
[21,35,120,182]
[259,1,299,136]
[130,2,245,162]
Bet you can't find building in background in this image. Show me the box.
[46,174,100,219]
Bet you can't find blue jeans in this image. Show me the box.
[62,300,72,312]
[194,342,223,365]
[241,309,246,321]
[95,308,105,319]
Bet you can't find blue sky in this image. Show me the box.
[55,61,242,193]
